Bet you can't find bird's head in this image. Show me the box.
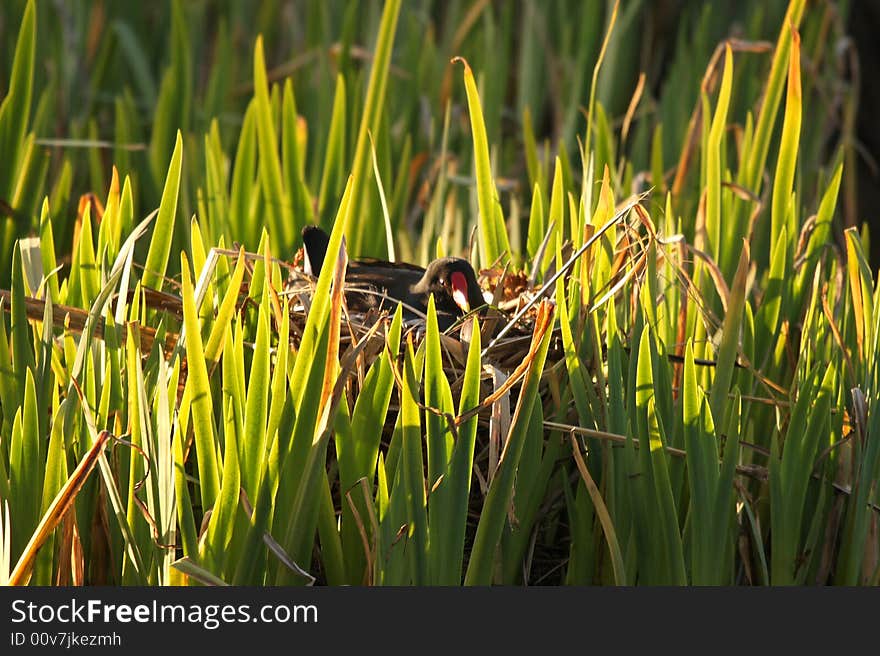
[416,257,485,316]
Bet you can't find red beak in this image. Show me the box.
[450,271,470,312]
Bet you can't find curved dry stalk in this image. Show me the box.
[9,430,112,586]
[569,432,626,585]
[672,37,774,195]
[457,299,555,426]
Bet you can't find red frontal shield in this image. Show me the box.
[450,271,470,312]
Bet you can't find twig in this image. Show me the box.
[482,191,649,357]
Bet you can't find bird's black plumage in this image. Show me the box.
[301,225,330,278]
[300,226,485,329]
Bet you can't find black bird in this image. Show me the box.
[301,226,485,329]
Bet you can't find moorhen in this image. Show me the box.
[301,226,486,329]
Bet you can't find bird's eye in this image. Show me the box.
[438,278,445,286]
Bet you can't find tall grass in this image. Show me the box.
[0,0,876,586]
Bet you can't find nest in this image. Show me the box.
[282,247,562,375]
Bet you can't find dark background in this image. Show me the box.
[849,0,880,263]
